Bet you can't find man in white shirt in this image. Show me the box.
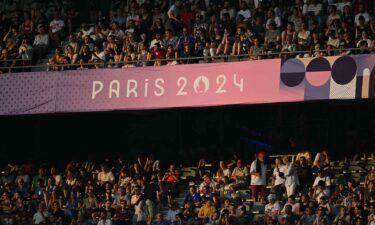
[354,4,370,26]
[49,14,65,47]
[312,170,331,188]
[220,1,236,19]
[302,0,323,16]
[356,30,372,48]
[250,151,267,202]
[273,157,286,201]
[150,33,165,49]
[283,156,299,197]
[80,23,95,38]
[336,0,351,13]
[97,212,113,225]
[282,195,300,215]
[109,22,125,41]
[33,203,50,225]
[237,1,252,21]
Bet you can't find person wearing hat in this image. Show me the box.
[250,151,267,202]
[265,194,282,222]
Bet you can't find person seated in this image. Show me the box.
[184,186,202,207]
[313,181,331,202]
[198,199,216,224]
[265,194,282,222]
[282,195,301,216]
[313,148,330,172]
[199,174,217,194]
[230,160,249,191]
[312,170,331,189]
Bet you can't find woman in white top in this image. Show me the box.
[297,23,311,50]
[215,161,231,182]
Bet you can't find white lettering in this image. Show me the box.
[126,80,138,97]
[177,77,188,96]
[154,78,165,96]
[144,79,149,97]
[216,75,227,93]
[92,81,103,99]
[234,74,244,92]
[109,80,120,98]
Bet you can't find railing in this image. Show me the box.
[0,47,373,73]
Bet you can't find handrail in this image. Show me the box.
[0,47,373,72]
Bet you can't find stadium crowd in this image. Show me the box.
[0,149,374,225]
[0,0,375,72]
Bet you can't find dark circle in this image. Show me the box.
[331,56,357,85]
[306,57,331,72]
[280,58,305,87]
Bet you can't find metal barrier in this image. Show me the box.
[0,47,373,73]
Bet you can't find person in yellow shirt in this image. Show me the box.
[198,199,216,221]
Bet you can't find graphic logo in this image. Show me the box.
[193,76,210,94]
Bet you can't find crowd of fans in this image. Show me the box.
[1,0,375,72]
[0,149,374,225]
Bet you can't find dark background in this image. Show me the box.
[0,100,374,168]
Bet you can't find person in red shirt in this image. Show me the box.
[162,164,180,183]
[150,43,165,66]
[162,164,180,202]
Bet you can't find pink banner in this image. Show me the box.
[0,54,374,115]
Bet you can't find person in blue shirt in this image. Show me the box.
[152,213,171,225]
[184,186,202,207]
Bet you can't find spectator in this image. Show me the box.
[98,164,115,185]
[49,14,65,48]
[198,199,216,222]
[97,211,113,225]
[33,203,50,225]
[152,213,170,225]
[168,0,182,34]
[264,20,281,51]
[230,159,249,191]
[283,156,300,197]
[265,194,282,222]
[313,148,330,171]
[250,151,267,202]
[237,1,251,22]
[33,26,49,63]
[249,37,264,60]
[273,157,286,201]
[313,170,331,189]
[166,201,180,224]
[354,3,370,26]
[134,200,148,225]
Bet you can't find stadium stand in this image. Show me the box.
[0,151,374,225]
[1,0,375,225]
[0,0,374,73]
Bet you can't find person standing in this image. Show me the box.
[273,157,286,201]
[250,151,267,202]
[283,156,299,197]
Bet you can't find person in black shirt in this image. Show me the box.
[143,175,160,220]
[194,28,209,58]
[296,156,313,192]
